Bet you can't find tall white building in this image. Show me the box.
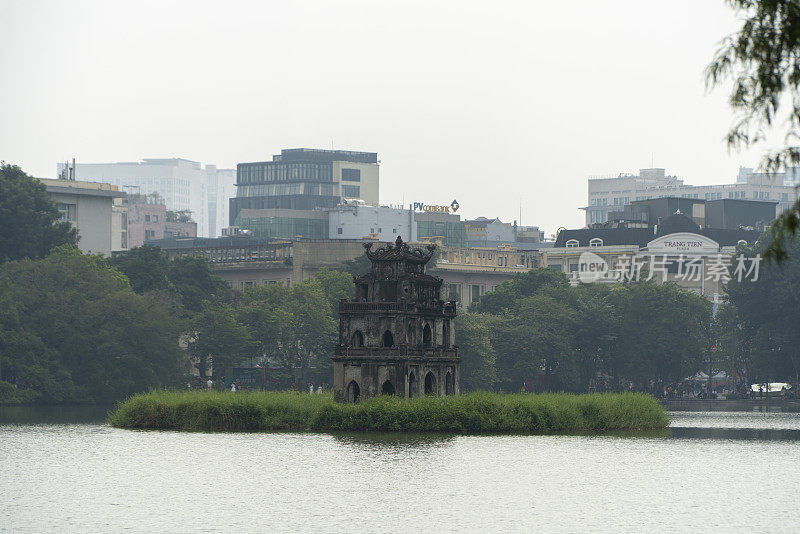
[585,168,798,226]
[58,159,236,237]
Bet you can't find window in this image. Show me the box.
[469,284,483,303]
[589,238,603,247]
[342,168,361,181]
[342,185,360,198]
[549,264,563,272]
[566,239,579,248]
[447,283,461,301]
[145,214,151,222]
[58,203,76,222]
[378,228,382,233]
[569,263,579,272]
[152,214,159,222]
[393,228,397,233]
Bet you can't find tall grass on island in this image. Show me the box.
[109,390,668,433]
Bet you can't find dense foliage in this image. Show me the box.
[109,389,669,433]
[461,269,712,393]
[0,163,78,263]
[188,268,352,386]
[0,247,187,402]
[717,235,800,387]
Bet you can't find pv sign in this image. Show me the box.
[578,252,611,283]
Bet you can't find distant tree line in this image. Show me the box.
[458,269,713,393]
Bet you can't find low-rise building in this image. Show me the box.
[39,177,126,256]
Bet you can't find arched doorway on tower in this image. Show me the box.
[381,380,395,395]
[424,371,437,396]
[346,380,361,403]
[408,371,416,398]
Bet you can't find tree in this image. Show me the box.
[190,301,254,379]
[0,246,186,402]
[471,268,569,314]
[166,210,194,223]
[312,267,355,314]
[569,284,621,391]
[614,283,711,389]
[168,255,230,313]
[706,1,800,260]
[0,163,78,263]
[341,253,371,276]
[108,244,171,293]
[455,313,498,391]
[726,236,800,385]
[491,294,574,392]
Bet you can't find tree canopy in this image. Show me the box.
[706,1,800,260]
[0,163,78,263]
[0,246,187,402]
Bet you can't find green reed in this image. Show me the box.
[109,389,669,433]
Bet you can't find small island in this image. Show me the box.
[109,390,668,433]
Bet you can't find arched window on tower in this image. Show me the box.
[423,323,432,348]
[351,330,364,348]
[382,330,394,347]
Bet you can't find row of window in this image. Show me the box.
[342,185,361,198]
[565,238,603,248]
[238,163,334,184]
[237,182,336,198]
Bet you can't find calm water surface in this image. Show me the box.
[2,407,799,533]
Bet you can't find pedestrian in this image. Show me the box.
[309,383,314,394]
[316,385,323,394]
[231,382,237,393]
[207,378,213,390]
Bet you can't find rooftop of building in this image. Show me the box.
[38,177,126,198]
[240,148,378,167]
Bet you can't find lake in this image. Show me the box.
[1,406,798,532]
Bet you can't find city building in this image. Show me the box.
[415,211,467,248]
[126,195,167,247]
[230,148,379,225]
[604,197,776,231]
[430,244,540,308]
[736,166,800,186]
[235,208,329,240]
[329,203,417,242]
[39,177,126,256]
[585,167,798,226]
[150,236,368,289]
[124,194,198,247]
[550,197,769,299]
[332,238,459,402]
[464,217,515,247]
[60,158,235,238]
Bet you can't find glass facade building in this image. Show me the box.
[416,217,467,248]
[235,213,329,240]
[230,148,378,225]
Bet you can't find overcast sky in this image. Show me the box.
[1,1,767,233]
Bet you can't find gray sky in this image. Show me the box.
[1,0,763,233]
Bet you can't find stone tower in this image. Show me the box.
[333,237,459,402]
